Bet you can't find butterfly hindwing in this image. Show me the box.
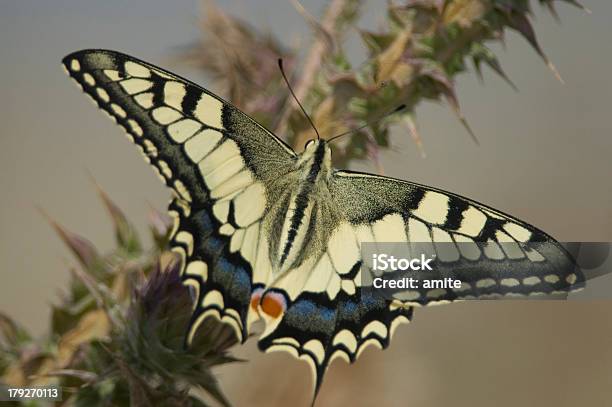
[62,49,297,342]
[256,169,583,393]
[257,288,412,394]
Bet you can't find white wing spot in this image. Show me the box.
[503,222,532,243]
[332,330,357,353]
[195,93,224,129]
[501,278,520,287]
[184,129,222,163]
[341,280,356,295]
[476,278,496,288]
[362,320,388,338]
[455,282,471,292]
[432,227,460,262]
[372,213,408,243]
[134,92,154,109]
[407,218,435,258]
[142,139,158,157]
[110,103,127,118]
[394,290,421,301]
[326,273,342,299]
[523,276,541,286]
[203,156,244,191]
[525,248,545,262]
[230,228,245,253]
[544,274,560,284]
[168,119,202,143]
[96,87,110,103]
[175,231,194,256]
[70,59,80,72]
[157,160,173,179]
[199,140,242,178]
[328,223,360,275]
[453,234,481,260]
[413,191,449,225]
[202,290,224,308]
[219,224,235,236]
[212,200,230,223]
[152,107,182,125]
[457,206,487,237]
[119,78,153,94]
[210,170,254,200]
[163,81,187,110]
[127,119,143,137]
[495,230,525,259]
[103,69,123,81]
[303,340,325,365]
[240,223,259,263]
[185,261,208,281]
[174,179,192,202]
[83,73,95,86]
[124,61,151,78]
[483,209,506,220]
[483,239,505,260]
[233,183,266,227]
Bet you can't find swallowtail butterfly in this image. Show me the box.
[63,49,583,396]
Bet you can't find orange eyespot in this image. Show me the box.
[260,292,286,318]
[250,292,262,311]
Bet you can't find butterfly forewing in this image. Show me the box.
[62,49,298,342]
[329,170,583,302]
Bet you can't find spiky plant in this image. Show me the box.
[0,0,586,405]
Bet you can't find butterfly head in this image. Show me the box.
[300,139,332,175]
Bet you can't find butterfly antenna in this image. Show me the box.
[327,104,407,143]
[278,58,321,140]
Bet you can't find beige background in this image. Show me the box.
[1,1,611,406]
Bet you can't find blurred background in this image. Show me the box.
[1,0,611,405]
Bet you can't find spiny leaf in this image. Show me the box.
[419,61,478,144]
[91,178,141,254]
[471,43,517,90]
[403,114,427,158]
[147,205,172,250]
[0,313,31,348]
[39,208,100,270]
[503,7,564,83]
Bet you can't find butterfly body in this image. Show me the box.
[268,139,333,276]
[62,49,583,396]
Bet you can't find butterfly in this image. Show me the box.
[62,49,583,397]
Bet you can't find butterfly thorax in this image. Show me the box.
[275,140,332,274]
